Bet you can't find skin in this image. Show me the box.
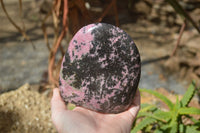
[51,88,141,133]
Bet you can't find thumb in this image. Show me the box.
[51,88,67,114]
[51,88,68,133]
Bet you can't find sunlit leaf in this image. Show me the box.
[186,126,199,133]
[179,107,200,115]
[140,89,174,110]
[180,82,196,107]
[131,117,157,133]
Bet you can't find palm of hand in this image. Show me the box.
[51,89,140,133]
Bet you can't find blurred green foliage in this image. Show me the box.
[132,82,200,133]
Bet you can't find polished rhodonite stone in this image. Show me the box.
[59,23,141,113]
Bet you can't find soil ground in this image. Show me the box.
[0,84,57,133]
[0,0,200,132]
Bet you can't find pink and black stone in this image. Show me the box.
[59,23,141,114]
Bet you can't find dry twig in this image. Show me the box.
[48,0,68,86]
[171,20,186,57]
[96,0,119,26]
[0,0,35,49]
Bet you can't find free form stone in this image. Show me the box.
[59,23,141,113]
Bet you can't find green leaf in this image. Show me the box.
[194,121,200,127]
[179,107,200,115]
[144,124,153,132]
[160,124,170,131]
[168,110,179,133]
[140,103,157,113]
[140,103,150,108]
[168,96,180,125]
[180,82,196,107]
[153,110,172,122]
[67,103,76,110]
[131,117,157,133]
[154,129,163,133]
[165,0,200,33]
[186,126,199,133]
[169,121,178,133]
[137,112,150,118]
[174,96,181,110]
[140,89,174,110]
[179,124,186,133]
[137,111,170,123]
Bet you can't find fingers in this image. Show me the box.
[117,89,141,120]
[51,88,67,114]
[132,89,141,106]
[112,89,140,132]
[128,89,141,119]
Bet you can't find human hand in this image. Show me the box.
[51,88,140,133]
